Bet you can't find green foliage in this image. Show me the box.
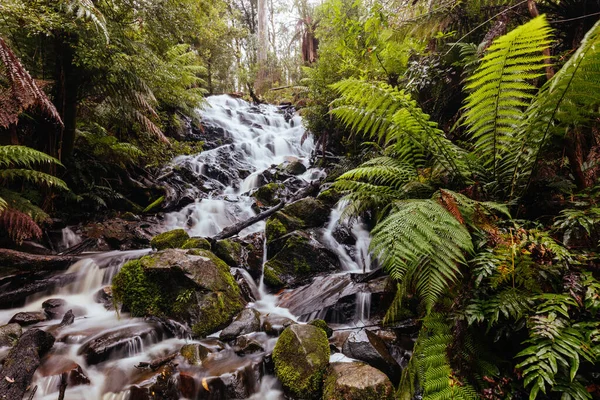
[371,198,473,312]
[399,313,478,400]
[0,146,67,243]
[462,16,552,193]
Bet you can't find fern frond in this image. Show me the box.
[371,199,473,312]
[61,0,109,42]
[516,19,600,197]
[463,16,552,188]
[0,207,42,244]
[331,79,470,179]
[0,169,67,189]
[0,146,63,169]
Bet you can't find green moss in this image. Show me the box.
[143,195,165,213]
[213,239,243,266]
[150,229,190,250]
[308,319,333,337]
[316,188,343,207]
[273,325,330,398]
[263,264,284,288]
[112,259,163,316]
[191,291,243,337]
[180,343,210,365]
[253,183,284,205]
[266,217,288,242]
[181,237,211,250]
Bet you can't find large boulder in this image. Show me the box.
[252,182,285,206]
[263,231,339,289]
[273,324,330,398]
[342,330,401,383]
[9,311,46,326]
[323,362,395,400]
[80,217,156,250]
[112,249,245,337]
[265,197,330,243]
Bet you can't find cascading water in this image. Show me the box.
[0,95,377,400]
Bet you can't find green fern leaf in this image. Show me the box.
[463,15,552,187]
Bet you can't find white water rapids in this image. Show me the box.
[0,95,374,399]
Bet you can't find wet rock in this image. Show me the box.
[42,298,66,315]
[308,319,333,338]
[233,334,265,355]
[261,315,296,336]
[285,160,307,175]
[112,249,245,338]
[129,363,180,400]
[278,274,389,321]
[77,323,162,365]
[80,217,156,250]
[234,269,259,302]
[0,323,21,347]
[94,286,114,310]
[252,182,285,206]
[60,310,75,327]
[9,311,46,326]
[263,231,339,289]
[38,356,91,387]
[213,239,245,267]
[150,229,190,250]
[342,330,401,383]
[191,351,264,398]
[265,198,329,244]
[220,308,261,341]
[273,324,330,398]
[316,186,343,207]
[180,343,213,365]
[323,362,395,400]
[42,298,86,319]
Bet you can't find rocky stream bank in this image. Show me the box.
[0,96,416,399]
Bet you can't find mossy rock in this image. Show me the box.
[180,343,211,365]
[316,188,343,207]
[285,160,307,175]
[263,231,339,289]
[112,249,244,338]
[273,324,330,398]
[308,319,333,338]
[0,323,22,347]
[213,239,244,267]
[181,237,211,250]
[265,216,290,243]
[253,183,284,206]
[282,197,330,228]
[150,229,190,250]
[322,362,395,400]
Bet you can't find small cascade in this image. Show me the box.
[321,201,372,273]
[59,227,82,251]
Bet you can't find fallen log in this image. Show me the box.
[211,201,285,241]
[0,248,79,272]
[208,180,322,242]
[0,329,55,399]
[59,238,95,256]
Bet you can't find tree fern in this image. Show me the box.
[517,19,600,196]
[331,79,470,179]
[462,16,552,190]
[370,198,473,312]
[399,313,478,400]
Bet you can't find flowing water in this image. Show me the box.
[0,95,375,399]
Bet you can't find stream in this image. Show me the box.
[0,96,391,400]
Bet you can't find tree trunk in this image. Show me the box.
[0,248,79,271]
[255,0,268,92]
[0,329,55,399]
[54,32,79,160]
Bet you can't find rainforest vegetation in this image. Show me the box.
[1,0,600,399]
